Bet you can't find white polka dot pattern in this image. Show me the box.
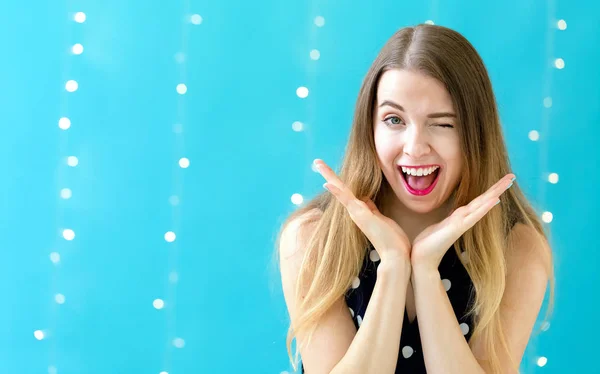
[442,278,452,291]
[369,249,380,262]
[344,244,474,372]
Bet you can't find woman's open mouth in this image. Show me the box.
[398,165,441,196]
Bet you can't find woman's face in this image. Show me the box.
[373,69,463,214]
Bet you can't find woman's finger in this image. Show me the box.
[316,160,356,206]
[314,159,345,187]
[359,198,376,212]
[322,181,370,220]
[323,182,342,196]
[323,183,373,226]
[467,174,514,212]
[318,160,384,241]
[464,195,502,229]
[484,174,514,200]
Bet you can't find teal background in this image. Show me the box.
[0,1,597,373]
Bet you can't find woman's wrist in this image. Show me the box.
[378,253,412,279]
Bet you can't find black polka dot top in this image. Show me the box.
[343,243,475,373]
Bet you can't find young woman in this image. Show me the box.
[277,24,554,374]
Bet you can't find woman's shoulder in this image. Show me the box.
[279,208,323,259]
[286,208,323,236]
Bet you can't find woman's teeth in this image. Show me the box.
[401,165,440,176]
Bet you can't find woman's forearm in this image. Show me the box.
[331,257,411,374]
[411,265,484,374]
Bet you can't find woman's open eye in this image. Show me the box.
[383,116,404,127]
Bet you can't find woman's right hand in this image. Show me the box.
[314,159,411,263]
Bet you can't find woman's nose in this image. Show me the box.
[403,128,431,159]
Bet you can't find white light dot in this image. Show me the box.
[72,43,84,55]
[314,16,325,27]
[528,130,540,141]
[459,322,470,335]
[50,252,61,264]
[67,156,78,167]
[159,372,168,374]
[351,276,360,289]
[357,315,363,327]
[62,229,75,241]
[173,123,183,134]
[174,52,186,64]
[548,173,559,184]
[58,117,71,130]
[169,195,180,206]
[165,231,176,242]
[425,20,435,25]
[541,321,551,331]
[169,271,179,283]
[402,346,414,358]
[542,211,553,223]
[537,356,548,367]
[176,83,187,94]
[291,193,304,205]
[48,365,57,374]
[292,121,304,132]
[554,58,565,69]
[173,337,185,348]
[60,188,72,199]
[557,19,567,30]
[296,86,309,98]
[65,80,78,92]
[55,294,65,304]
[51,252,63,266]
[34,330,45,340]
[179,157,190,168]
[190,14,202,25]
[543,97,553,108]
[153,299,165,309]
[74,12,86,23]
[442,279,452,291]
[369,249,380,262]
[310,49,320,60]
[349,307,354,318]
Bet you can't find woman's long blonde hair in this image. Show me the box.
[275,24,554,374]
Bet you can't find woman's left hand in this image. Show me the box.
[410,173,516,271]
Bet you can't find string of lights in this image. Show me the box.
[157,3,202,374]
[530,1,568,369]
[36,9,88,374]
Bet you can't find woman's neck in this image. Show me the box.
[381,191,454,245]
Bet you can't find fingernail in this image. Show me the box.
[506,182,513,190]
[495,200,501,206]
[511,176,516,182]
[323,183,330,191]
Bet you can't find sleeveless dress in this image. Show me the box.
[300,243,475,373]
